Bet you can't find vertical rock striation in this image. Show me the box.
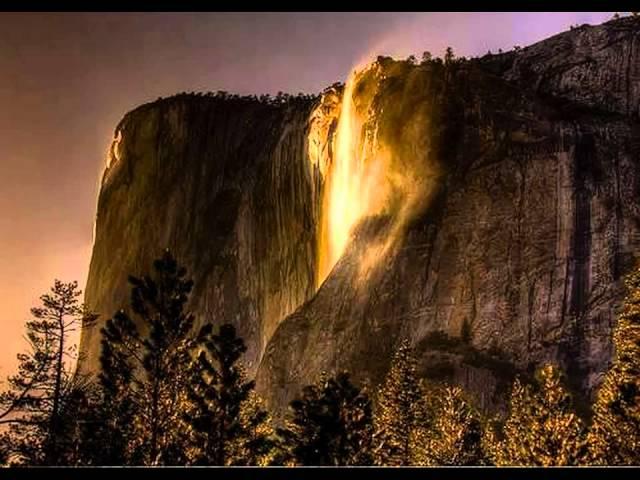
[80,94,322,376]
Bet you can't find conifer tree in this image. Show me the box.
[588,266,640,465]
[490,364,587,466]
[51,384,100,466]
[277,372,373,466]
[0,280,95,465]
[444,46,455,65]
[89,312,140,465]
[182,323,274,466]
[98,250,195,465]
[373,339,430,465]
[230,391,276,466]
[425,386,486,465]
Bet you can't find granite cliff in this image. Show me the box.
[80,17,640,414]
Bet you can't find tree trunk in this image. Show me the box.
[46,311,65,464]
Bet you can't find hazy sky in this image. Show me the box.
[0,12,617,375]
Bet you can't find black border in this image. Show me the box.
[2,5,640,478]
[0,2,635,12]
[2,466,640,477]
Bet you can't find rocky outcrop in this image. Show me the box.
[79,94,322,376]
[256,18,640,414]
[481,16,640,118]
[81,17,640,415]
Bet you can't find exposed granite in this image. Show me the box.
[79,95,321,376]
[80,18,640,415]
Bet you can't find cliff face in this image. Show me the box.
[81,17,640,414]
[80,95,322,375]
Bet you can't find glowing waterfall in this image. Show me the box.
[317,70,386,285]
[314,63,441,288]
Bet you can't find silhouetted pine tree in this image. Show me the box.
[444,46,455,65]
[182,323,274,465]
[588,266,640,464]
[373,340,431,465]
[489,364,587,466]
[97,250,195,465]
[51,385,100,466]
[421,51,432,64]
[425,385,486,465]
[89,312,139,465]
[277,372,373,466]
[0,280,95,465]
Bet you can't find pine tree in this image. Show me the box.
[277,371,373,466]
[0,280,95,465]
[97,250,195,465]
[182,323,274,465]
[89,311,139,465]
[51,384,100,466]
[373,339,430,465]
[444,46,455,65]
[490,364,587,466]
[588,266,640,464]
[425,386,486,465]
[230,391,277,466]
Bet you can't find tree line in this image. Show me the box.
[0,250,638,466]
[153,91,319,108]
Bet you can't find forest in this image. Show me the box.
[0,250,638,466]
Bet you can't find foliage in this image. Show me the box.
[444,46,455,65]
[373,339,432,465]
[156,90,320,108]
[181,323,274,466]
[0,280,95,465]
[6,253,640,466]
[277,372,373,466]
[588,266,640,464]
[425,385,487,465]
[421,51,432,64]
[488,364,588,466]
[97,250,195,465]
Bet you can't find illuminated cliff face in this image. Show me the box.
[313,61,443,286]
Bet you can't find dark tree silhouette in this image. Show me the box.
[98,250,195,465]
[182,323,274,465]
[277,372,373,466]
[0,280,96,465]
[444,46,455,64]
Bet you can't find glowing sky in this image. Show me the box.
[0,12,619,375]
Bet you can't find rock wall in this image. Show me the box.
[81,17,640,415]
[80,95,321,375]
[257,18,640,413]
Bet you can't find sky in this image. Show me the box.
[0,12,619,376]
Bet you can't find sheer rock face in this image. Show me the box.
[81,18,640,414]
[79,96,322,376]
